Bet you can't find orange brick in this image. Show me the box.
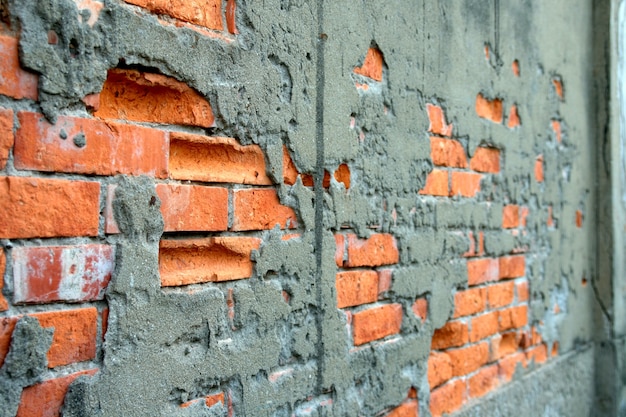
[516,281,529,302]
[525,343,548,364]
[520,207,529,228]
[492,331,521,360]
[0,249,6,311]
[15,112,168,178]
[498,256,525,279]
[430,379,466,417]
[507,105,520,128]
[468,364,499,399]
[426,104,453,137]
[430,137,467,168]
[345,233,399,267]
[412,297,428,322]
[462,231,476,258]
[419,169,449,196]
[552,120,562,143]
[487,281,515,309]
[0,108,13,169]
[156,184,228,232]
[467,258,498,286]
[159,237,262,286]
[453,287,486,318]
[475,93,503,124]
[428,351,453,388]
[576,210,583,228]
[336,270,379,308]
[333,163,351,189]
[535,155,544,182]
[169,132,272,185]
[0,176,100,239]
[378,269,393,295]
[470,311,499,342]
[226,0,237,34]
[16,369,98,417]
[450,172,481,197]
[232,189,298,231]
[385,399,418,417]
[470,147,500,173]
[354,47,383,81]
[498,305,528,331]
[498,352,526,381]
[12,245,114,304]
[283,146,299,185]
[431,321,469,350]
[128,0,223,29]
[502,205,519,228]
[31,308,98,367]
[552,77,564,100]
[0,35,38,100]
[335,234,345,267]
[352,303,402,345]
[181,392,225,409]
[447,341,490,377]
[0,316,17,367]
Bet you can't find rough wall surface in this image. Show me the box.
[0,0,619,416]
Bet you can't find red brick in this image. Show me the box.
[552,120,562,143]
[0,35,38,100]
[507,105,521,128]
[430,137,466,169]
[378,269,393,296]
[352,303,402,345]
[354,47,383,81]
[491,331,521,360]
[552,77,564,100]
[470,147,500,173]
[124,0,223,30]
[226,0,237,34]
[462,231,476,258]
[431,321,469,350]
[15,112,168,178]
[335,270,379,308]
[156,184,228,232]
[385,399,418,417]
[0,249,7,311]
[0,108,13,169]
[0,176,100,239]
[232,188,298,231]
[576,210,583,228]
[181,392,225,409]
[419,169,449,196]
[487,281,515,309]
[0,316,17,367]
[467,258,498,286]
[16,369,98,417]
[535,155,544,182]
[502,205,519,228]
[335,234,345,267]
[12,245,114,304]
[159,237,262,286]
[470,311,499,342]
[525,343,548,364]
[498,256,525,279]
[475,93,503,124]
[428,351,453,388]
[453,287,486,318]
[283,146,299,185]
[447,341,490,377]
[345,233,399,267]
[169,131,272,185]
[412,297,428,322]
[101,308,109,341]
[430,379,466,417]
[498,352,526,381]
[498,305,528,331]
[468,364,499,399]
[516,281,529,302]
[450,172,481,197]
[426,104,453,137]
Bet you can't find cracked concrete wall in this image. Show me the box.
[0,0,621,416]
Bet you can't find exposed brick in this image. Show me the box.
[12,245,114,304]
[447,341,490,377]
[498,352,526,381]
[475,93,503,124]
[470,147,500,173]
[576,210,583,228]
[430,137,467,168]
[0,176,100,239]
[468,364,499,399]
[345,233,399,267]
[226,0,237,34]
[333,163,351,189]
[232,188,298,231]
[430,379,466,417]
[467,258,498,286]
[159,237,262,286]
[450,172,481,197]
[101,307,109,341]
[385,399,418,417]
[551,342,559,357]
[516,281,529,302]
[378,269,393,296]
[525,343,548,364]
[552,120,562,143]
[453,287,486,318]
[0,249,7,311]
[535,155,544,182]
[352,303,402,345]
[0,108,13,169]
[169,131,272,185]
[498,256,525,279]
[335,234,345,267]
[0,35,38,100]
[470,311,499,342]
[156,184,228,232]
[419,169,448,196]
[125,0,223,30]
[181,392,225,409]
[354,47,383,81]
[431,321,469,350]
[552,77,564,100]
[428,351,453,389]
[0,316,16,367]
[507,105,520,128]
[512,60,520,77]
[16,369,98,417]
[15,112,168,178]
[283,146,299,185]
[520,207,529,228]
[335,270,379,308]
[487,281,515,309]
[412,297,428,322]
[502,205,520,229]
[498,305,528,331]
[492,331,521,360]
[462,231,476,258]
[104,184,121,234]
[426,104,453,137]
